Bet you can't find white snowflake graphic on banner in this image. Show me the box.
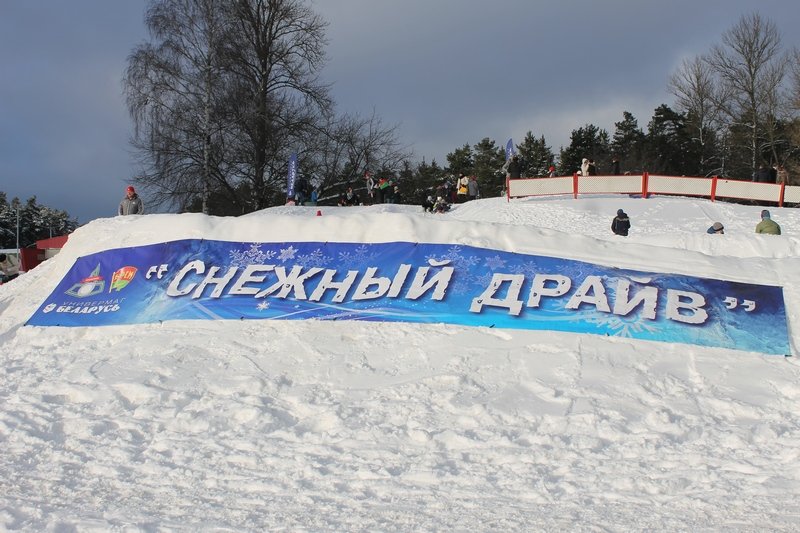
[426,245,483,296]
[229,244,275,268]
[278,245,298,262]
[483,255,507,270]
[337,244,379,267]
[296,248,333,268]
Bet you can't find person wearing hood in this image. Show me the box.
[119,186,144,215]
[707,222,725,234]
[580,158,590,177]
[755,209,781,235]
[611,209,631,236]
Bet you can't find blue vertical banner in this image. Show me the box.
[286,153,298,201]
[25,239,791,356]
[505,138,515,160]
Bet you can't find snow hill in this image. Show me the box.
[1,195,800,531]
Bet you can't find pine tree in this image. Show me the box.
[646,104,704,176]
[517,132,555,177]
[472,138,506,197]
[611,111,645,173]
[445,144,474,177]
[559,124,609,175]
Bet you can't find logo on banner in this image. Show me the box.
[65,264,105,298]
[110,266,137,292]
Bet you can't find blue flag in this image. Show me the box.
[286,153,298,200]
[505,138,515,160]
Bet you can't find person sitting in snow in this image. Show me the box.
[755,209,781,235]
[343,186,359,206]
[707,222,725,234]
[432,196,450,214]
[611,209,630,236]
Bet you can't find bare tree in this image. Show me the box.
[706,12,788,175]
[668,55,726,174]
[220,0,332,210]
[125,0,230,213]
[125,0,334,213]
[308,110,411,200]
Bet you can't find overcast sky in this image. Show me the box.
[2,0,799,224]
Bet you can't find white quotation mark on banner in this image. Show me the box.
[146,264,169,280]
[724,297,756,311]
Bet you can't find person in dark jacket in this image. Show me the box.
[707,222,725,234]
[752,164,773,183]
[119,186,144,215]
[503,155,522,179]
[611,209,631,236]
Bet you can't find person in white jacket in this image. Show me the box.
[580,158,590,177]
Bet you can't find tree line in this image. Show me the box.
[0,193,78,249]
[123,3,800,213]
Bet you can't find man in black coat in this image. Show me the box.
[612,209,631,236]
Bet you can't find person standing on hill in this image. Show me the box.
[119,186,144,215]
[752,164,772,183]
[755,210,781,235]
[456,173,469,203]
[503,154,522,179]
[611,209,631,236]
[580,158,590,177]
[612,157,621,175]
[364,171,375,204]
[776,165,789,185]
[467,175,480,201]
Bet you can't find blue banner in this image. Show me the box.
[505,138,515,160]
[26,240,790,355]
[286,153,298,201]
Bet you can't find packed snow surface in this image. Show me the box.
[2,195,800,531]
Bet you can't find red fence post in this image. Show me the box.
[779,182,786,207]
[642,172,649,198]
[573,173,579,199]
[710,176,718,202]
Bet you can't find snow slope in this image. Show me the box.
[1,195,800,531]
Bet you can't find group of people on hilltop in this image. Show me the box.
[612,207,783,237]
[752,163,791,185]
[432,174,480,205]
[363,171,400,205]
